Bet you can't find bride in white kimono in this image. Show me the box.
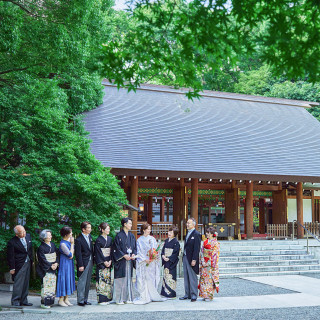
[134,223,165,305]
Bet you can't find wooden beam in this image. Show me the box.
[111,168,320,184]
[297,182,304,239]
[245,180,254,239]
[137,181,280,191]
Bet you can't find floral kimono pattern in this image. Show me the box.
[199,238,220,300]
[41,273,57,306]
[96,267,112,301]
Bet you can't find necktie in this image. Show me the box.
[84,235,92,261]
[186,230,192,242]
[85,235,90,248]
[184,231,192,255]
[21,238,27,251]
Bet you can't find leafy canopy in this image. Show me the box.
[102,0,320,98]
[0,0,127,253]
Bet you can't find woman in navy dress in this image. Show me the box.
[56,227,76,307]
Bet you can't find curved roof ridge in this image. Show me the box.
[102,80,319,108]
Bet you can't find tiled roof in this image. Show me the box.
[84,83,320,182]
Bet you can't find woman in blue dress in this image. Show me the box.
[56,227,76,307]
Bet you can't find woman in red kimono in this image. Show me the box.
[199,227,220,301]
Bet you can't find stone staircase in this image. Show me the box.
[219,240,320,278]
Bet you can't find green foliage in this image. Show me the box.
[230,64,320,120]
[234,65,274,96]
[102,0,320,95]
[0,0,127,260]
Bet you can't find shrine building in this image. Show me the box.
[84,81,320,240]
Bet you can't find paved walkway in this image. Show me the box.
[1,275,320,314]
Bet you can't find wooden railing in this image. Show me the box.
[267,224,289,239]
[267,222,320,239]
[136,222,172,240]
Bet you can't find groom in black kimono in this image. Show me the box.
[112,217,137,304]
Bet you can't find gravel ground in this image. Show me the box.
[1,307,320,320]
[68,277,295,301]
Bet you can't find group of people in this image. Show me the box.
[7,217,220,309]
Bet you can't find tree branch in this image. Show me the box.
[0,64,42,75]
[1,0,36,17]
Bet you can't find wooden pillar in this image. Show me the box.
[243,198,246,234]
[160,197,165,221]
[143,199,148,221]
[272,190,288,224]
[173,188,180,225]
[245,180,253,239]
[180,178,186,223]
[297,182,304,239]
[166,199,170,222]
[123,176,130,201]
[259,198,266,234]
[191,178,199,224]
[131,176,138,238]
[312,190,315,222]
[147,196,153,225]
[225,188,240,237]
[185,186,189,222]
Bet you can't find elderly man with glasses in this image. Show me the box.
[7,225,33,306]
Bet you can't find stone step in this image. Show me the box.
[220,269,320,278]
[221,245,305,251]
[219,259,319,268]
[220,264,320,274]
[220,249,307,257]
[219,240,300,247]
[220,254,315,262]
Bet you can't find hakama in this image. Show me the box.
[111,230,137,304]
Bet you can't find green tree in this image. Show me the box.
[234,65,274,96]
[0,0,127,258]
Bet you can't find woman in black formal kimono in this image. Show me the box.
[36,229,59,309]
[94,222,113,305]
[161,226,180,298]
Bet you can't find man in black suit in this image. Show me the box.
[7,225,33,306]
[75,221,94,306]
[179,217,201,302]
